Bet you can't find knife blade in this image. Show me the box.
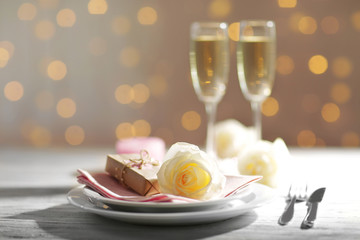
[300,187,326,229]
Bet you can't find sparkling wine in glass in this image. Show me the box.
[189,22,230,157]
[237,20,276,141]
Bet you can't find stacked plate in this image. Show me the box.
[67,183,275,225]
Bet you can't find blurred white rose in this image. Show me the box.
[237,138,291,188]
[215,119,255,159]
[157,142,226,200]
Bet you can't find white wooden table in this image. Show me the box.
[0,147,359,239]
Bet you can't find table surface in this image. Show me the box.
[1,146,359,240]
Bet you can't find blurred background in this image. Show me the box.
[0,0,359,149]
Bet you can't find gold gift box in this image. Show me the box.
[105,154,161,196]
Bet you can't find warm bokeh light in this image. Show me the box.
[148,75,168,97]
[57,9,76,27]
[4,81,24,102]
[88,37,107,56]
[115,84,134,104]
[35,90,54,110]
[133,84,150,104]
[119,47,140,67]
[47,60,67,80]
[289,12,304,32]
[0,41,15,58]
[133,120,151,137]
[88,0,108,14]
[228,22,240,41]
[34,20,56,40]
[301,94,321,113]
[262,97,279,117]
[116,122,134,139]
[276,55,295,75]
[277,0,297,8]
[332,57,352,79]
[321,103,340,123]
[208,0,231,18]
[17,3,37,21]
[0,48,10,68]
[29,125,52,148]
[297,130,316,147]
[56,98,76,118]
[137,7,158,25]
[65,125,85,145]
[181,111,201,131]
[321,16,339,34]
[330,83,351,104]
[341,132,360,147]
[351,11,360,31]
[308,55,328,74]
[298,16,317,34]
[112,16,131,35]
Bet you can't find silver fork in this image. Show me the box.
[278,183,308,225]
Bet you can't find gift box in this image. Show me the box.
[105,153,161,196]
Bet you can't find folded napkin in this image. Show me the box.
[77,169,262,203]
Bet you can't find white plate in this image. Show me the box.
[82,185,253,213]
[67,183,275,225]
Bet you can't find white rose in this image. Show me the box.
[237,138,291,188]
[215,119,255,159]
[157,142,226,200]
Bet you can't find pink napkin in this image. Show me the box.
[77,169,262,203]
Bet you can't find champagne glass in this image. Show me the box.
[236,20,276,141]
[189,22,230,157]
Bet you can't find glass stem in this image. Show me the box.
[205,102,217,158]
[251,101,262,141]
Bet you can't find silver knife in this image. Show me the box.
[300,187,326,229]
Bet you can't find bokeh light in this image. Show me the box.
[351,11,360,31]
[228,22,240,41]
[133,84,150,104]
[341,132,360,147]
[133,120,151,137]
[330,83,351,104]
[276,55,295,75]
[308,55,328,74]
[115,84,134,104]
[321,103,340,123]
[34,20,56,40]
[17,3,37,21]
[57,8,76,27]
[29,125,52,148]
[56,98,76,118]
[47,60,67,80]
[181,111,201,131]
[4,81,24,102]
[0,48,10,68]
[262,97,279,117]
[137,7,158,25]
[298,16,317,34]
[297,130,316,147]
[116,122,134,139]
[112,16,131,35]
[320,16,339,34]
[0,41,15,58]
[88,0,108,14]
[65,125,85,145]
[277,0,297,8]
[332,57,352,79]
[208,0,231,18]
